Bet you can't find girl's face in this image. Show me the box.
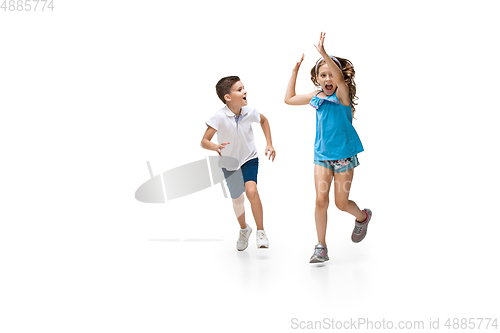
[316,64,337,96]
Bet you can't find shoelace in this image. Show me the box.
[239,230,249,241]
[314,247,325,256]
[354,225,363,234]
[257,232,266,240]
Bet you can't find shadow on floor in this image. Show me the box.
[148,238,224,242]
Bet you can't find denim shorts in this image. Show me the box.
[222,158,259,199]
[314,155,359,173]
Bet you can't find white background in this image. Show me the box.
[1,0,499,332]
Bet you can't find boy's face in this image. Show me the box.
[224,81,247,108]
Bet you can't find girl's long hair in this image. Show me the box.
[310,56,358,117]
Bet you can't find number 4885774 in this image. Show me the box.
[1,0,54,11]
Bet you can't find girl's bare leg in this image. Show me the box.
[333,168,367,222]
[314,164,334,247]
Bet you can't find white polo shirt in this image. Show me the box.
[206,105,261,171]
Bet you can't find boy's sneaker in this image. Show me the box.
[237,225,252,251]
[351,208,372,243]
[309,243,329,263]
[256,230,269,248]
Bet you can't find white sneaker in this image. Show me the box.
[256,230,269,248]
[237,225,252,251]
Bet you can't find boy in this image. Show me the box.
[201,76,275,251]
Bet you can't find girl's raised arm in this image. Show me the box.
[284,54,316,105]
[313,32,350,105]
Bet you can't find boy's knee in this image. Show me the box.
[245,183,258,201]
[232,194,245,217]
[232,194,244,206]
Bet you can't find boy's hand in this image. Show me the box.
[293,54,305,72]
[217,142,230,156]
[265,144,276,162]
[313,32,328,57]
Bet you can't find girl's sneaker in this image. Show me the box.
[351,208,372,243]
[237,225,252,251]
[309,243,329,263]
[256,230,269,248]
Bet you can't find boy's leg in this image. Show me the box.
[333,168,367,222]
[232,193,247,229]
[222,167,247,228]
[244,181,263,230]
[314,164,334,247]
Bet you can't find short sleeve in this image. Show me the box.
[206,113,219,131]
[249,107,260,123]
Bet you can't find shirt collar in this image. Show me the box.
[223,105,248,117]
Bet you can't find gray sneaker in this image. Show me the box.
[351,208,372,243]
[309,243,329,263]
[237,225,252,251]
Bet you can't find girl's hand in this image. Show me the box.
[313,32,328,56]
[217,142,230,156]
[265,144,276,162]
[293,53,305,72]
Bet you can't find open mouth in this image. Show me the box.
[325,84,333,91]
[243,96,247,101]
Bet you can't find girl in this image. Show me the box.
[284,32,372,263]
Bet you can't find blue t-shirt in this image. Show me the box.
[309,91,364,161]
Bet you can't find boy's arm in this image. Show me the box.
[201,126,229,156]
[284,54,316,105]
[313,32,350,105]
[260,114,276,162]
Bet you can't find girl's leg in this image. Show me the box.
[232,193,247,229]
[314,164,334,246]
[245,181,264,230]
[333,168,367,222]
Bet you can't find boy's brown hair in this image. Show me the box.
[216,76,240,104]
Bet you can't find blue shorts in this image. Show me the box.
[222,158,259,199]
[314,155,359,173]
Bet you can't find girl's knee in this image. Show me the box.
[335,200,349,212]
[316,195,329,209]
